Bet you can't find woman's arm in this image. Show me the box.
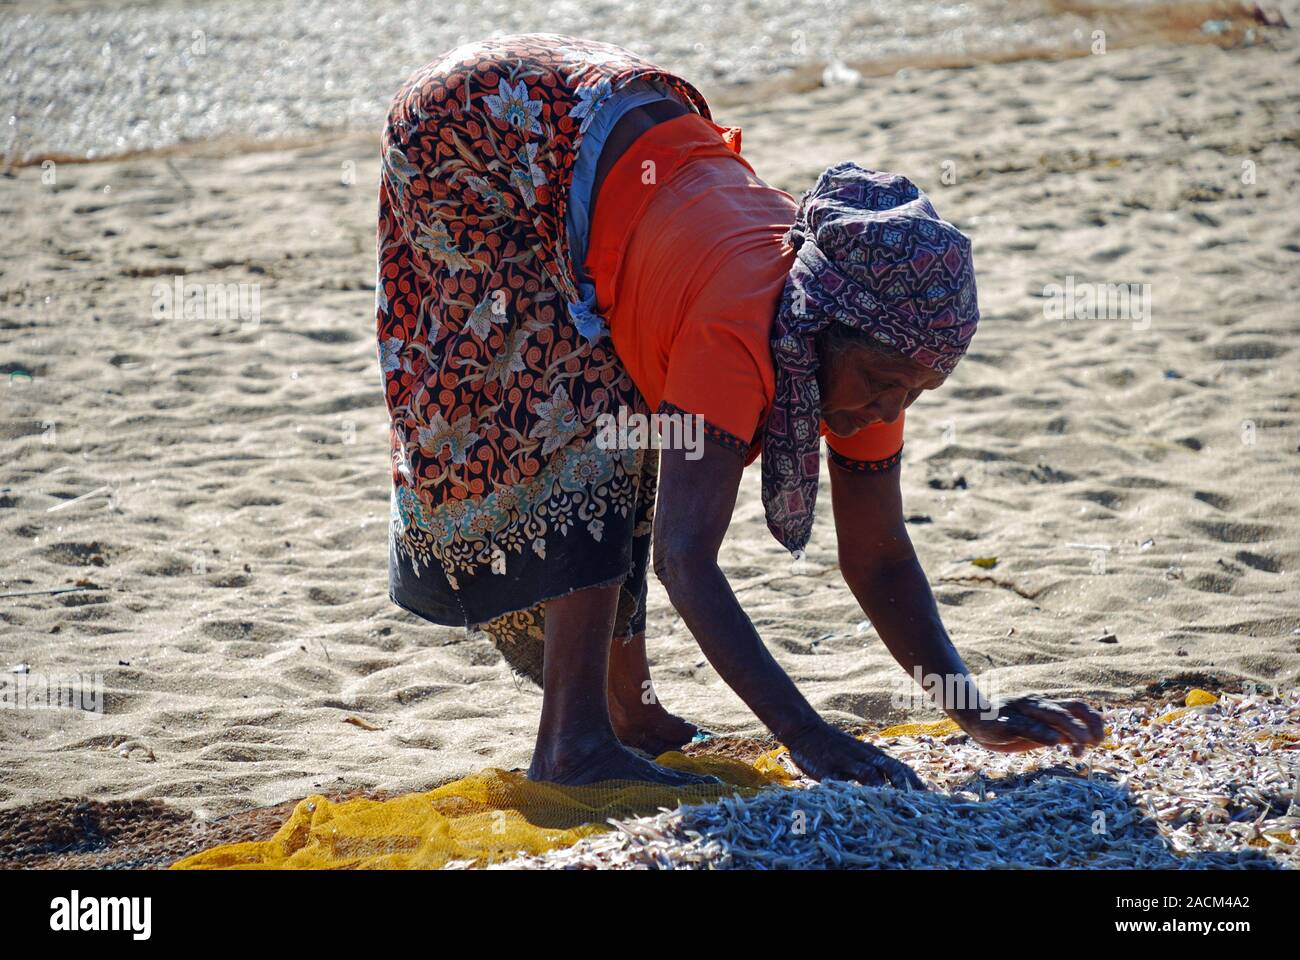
[654,437,921,787]
[829,460,1104,752]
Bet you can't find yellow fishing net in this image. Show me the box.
[172,690,1294,869]
[172,750,782,870]
[172,718,958,871]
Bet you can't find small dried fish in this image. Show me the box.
[494,691,1299,870]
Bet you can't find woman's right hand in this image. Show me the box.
[785,722,924,789]
[953,694,1104,756]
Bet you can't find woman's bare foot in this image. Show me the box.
[608,692,701,757]
[530,591,715,787]
[528,734,718,787]
[607,631,704,756]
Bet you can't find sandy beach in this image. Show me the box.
[1,6,1297,860]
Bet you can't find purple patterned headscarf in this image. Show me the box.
[761,162,979,553]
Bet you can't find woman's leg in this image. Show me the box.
[607,632,700,756]
[527,583,713,786]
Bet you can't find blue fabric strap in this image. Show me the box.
[565,79,688,341]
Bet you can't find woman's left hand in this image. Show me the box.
[954,695,1105,756]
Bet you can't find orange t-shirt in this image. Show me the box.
[585,112,904,466]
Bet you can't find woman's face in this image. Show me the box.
[818,341,948,437]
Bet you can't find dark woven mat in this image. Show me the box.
[0,792,394,870]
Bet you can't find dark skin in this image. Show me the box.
[527,582,708,785]
[822,342,1105,760]
[529,338,1104,786]
[527,101,1104,786]
[606,630,699,756]
[527,96,705,782]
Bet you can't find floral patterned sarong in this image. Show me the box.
[376,35,712,683]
